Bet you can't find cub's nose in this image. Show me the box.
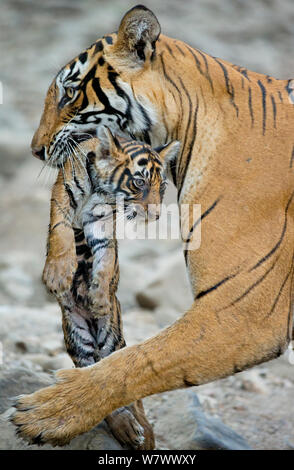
[32,146,46,160]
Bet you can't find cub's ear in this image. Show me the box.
[96,126,122,160]
[114,5,161,64]
[155,141,181,167]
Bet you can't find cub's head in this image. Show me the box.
[31,5,167,167]
[87,128,180,221]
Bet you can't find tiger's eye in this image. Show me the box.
[66,87,75,99]
[134,178,145,188]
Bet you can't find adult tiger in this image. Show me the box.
[12,5,294,446]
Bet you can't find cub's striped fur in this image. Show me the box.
[42,129,178,449]
[13,5,294,448]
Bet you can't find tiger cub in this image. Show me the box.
[42,128,179,449]
[43,128,180,362]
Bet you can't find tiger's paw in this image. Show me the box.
[43,253,77,295]
[10,368,99,447]
[105,404,155,450]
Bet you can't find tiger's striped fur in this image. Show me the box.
[13,5,294,447]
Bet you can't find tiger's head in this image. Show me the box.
[31,5,173,167]
[86,127,179,222]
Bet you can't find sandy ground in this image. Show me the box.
[0,0,293,450]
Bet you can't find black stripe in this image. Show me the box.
[130,148,147,159]
[92,241,110,253]
[196,48,215,95]
[257,80,267,135]
[117,167,131,190]
[122,142,141,152]
[195,273,237,300]
[109,162,124,184]
[74,229,85,243]
[91,77,124,119]
[107,70,132,122]
[74,176,85,195]
[184,198,221,260]
[65,184,77,209]
[104,35,113,44]
[285,79,293,97]
[88,238,108,249]
[76,243,90,256]
[178,95,199,198]
[175,44,186,56]
[138,158,148,166]
[240,68,251,82]
[270,94,277,129]
[94,41,103,53]
[214,58,239,117]
[250,190,294,271]
[187,45,214,94]
[160,54,183,149]
[165,43,176,59]
[78,52,88,64]
[177,76,193,186]
[170,160,177,186]
[230,255,280,308]
[51,221,71,231]
[248,86,254,127]
[266,257,294,318]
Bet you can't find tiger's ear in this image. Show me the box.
[96,126,122,160]
[114,5,161,65]
[155,141,181,168]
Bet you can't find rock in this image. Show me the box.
[0,265,33,302]
[144,389,251,450]
[21,353,73,372]
[135,251,193,316]
[135,291,158,310]
[239,370,269,394]
[0,365,52,414]
[286,440,294,450]
[0,365,124,450]
[123,309,159,346]
[190,394,251,450]
[0,305,62,354]
[42,337,64,356]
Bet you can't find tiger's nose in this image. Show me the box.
[32,146,46,160]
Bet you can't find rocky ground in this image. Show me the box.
[0,0,294,450]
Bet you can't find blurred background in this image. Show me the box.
[0,0,294,450]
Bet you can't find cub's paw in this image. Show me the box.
[43,253,77,295]
[106,405,155,450]
[89,286,112,316]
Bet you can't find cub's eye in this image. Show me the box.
[134,178,145,189]
[65,87,75,99]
